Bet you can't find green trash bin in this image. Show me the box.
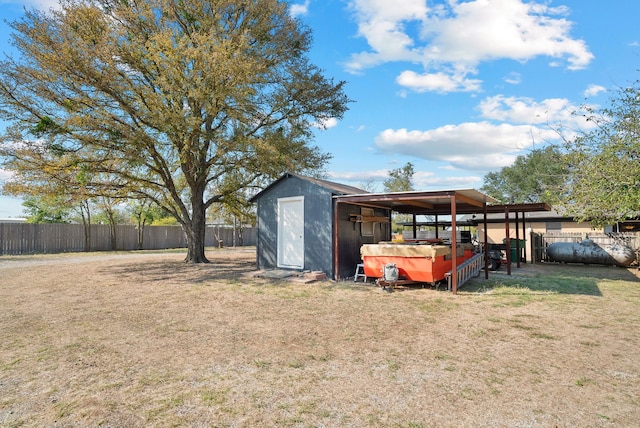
[504,238,525,262]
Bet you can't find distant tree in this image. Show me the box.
[207,187,256,246]
[209,188,256,225]
[1,134,101,250]
[3,132,92,218]
[0,0,349,263]
[383,162,415,233]
[93,197,126,250]
[151,216,180,226]
[74,199,93,252]
[127,198,167,249]
[481,146,567,204]
[358,177,379,193]
[21,195,71,223]
[383,162,415,193]
[558,82,640,227]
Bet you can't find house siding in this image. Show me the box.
[483,220,599,245]
[480,219,601,262]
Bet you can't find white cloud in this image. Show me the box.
[344,0,428,72]
[374,121,558,171]
[0,169,14,181]
[5,0,59,10]
[396,70,482,93]
[477,95,596,136]
[424,0,592,69]
[479,95,571,124]
[329,169,390,183]
[503,72,522,85]
[290,0,311,18]
[372,94,599,172]
[311,117,339,130]
[329,168,481,191]
[584,84,606,97]
[329,169,440,184]
[346,0,593,93]
[414,173,483,190]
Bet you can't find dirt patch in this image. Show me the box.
[1,248,639,427]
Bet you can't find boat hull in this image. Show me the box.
[361,243,476,283]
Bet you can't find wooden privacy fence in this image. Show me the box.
[0,223,256,255]
[531,232,640,263]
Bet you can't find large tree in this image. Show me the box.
[0,0,348,262]
[481,145,567,204]
[558,82,640,227]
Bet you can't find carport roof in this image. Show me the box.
[334,189,551,216]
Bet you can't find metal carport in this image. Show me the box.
[333,189,550,294]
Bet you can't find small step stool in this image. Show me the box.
[354,263,367,282]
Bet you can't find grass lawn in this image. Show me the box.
[1,248,639,427]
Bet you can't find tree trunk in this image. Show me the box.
[136,218,146,250]
[80,201,91,252]
[184,195,209,263]
[109,222,117,251]
[107,209,117,251]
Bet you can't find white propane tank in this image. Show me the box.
[382,263,399,282]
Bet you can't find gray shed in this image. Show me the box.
[250,172,391,279]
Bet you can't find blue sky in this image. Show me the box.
[1,0,640,217]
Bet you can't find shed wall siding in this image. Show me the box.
[255,175,334,274]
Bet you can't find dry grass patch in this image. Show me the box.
[1,249,639,427]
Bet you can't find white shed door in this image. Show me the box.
[277,196,304,269]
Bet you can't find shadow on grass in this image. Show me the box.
[346,272,600,297]
[99,254,256,285]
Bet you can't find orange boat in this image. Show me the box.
[360,242,476,284]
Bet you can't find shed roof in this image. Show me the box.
[249,172,367,202]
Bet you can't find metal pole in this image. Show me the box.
[515,211,521,268]
[484,202,489,279]
[333,199,340,280]
[451,194,458,294]
[505,207,511,276]
[522,213,527,263]
[412,213,417,240]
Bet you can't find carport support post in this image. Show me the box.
[412,214,417,239]
[521,213,527,263]
[484,202,489,279]
[451,194,458,294]
[515,211,521,268]
[333,199,340,281]
[504,207,511,276]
